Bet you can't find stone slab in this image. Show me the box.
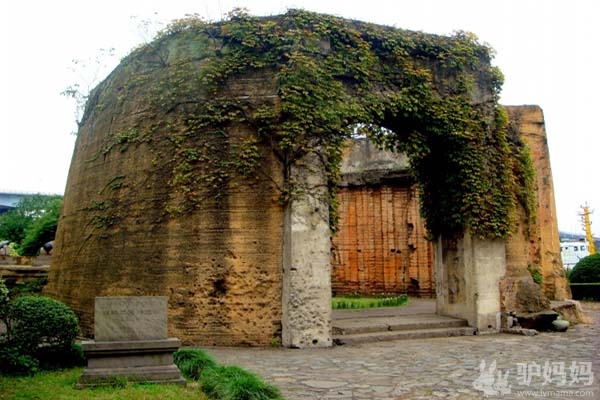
[94,296,167,341]
[82,338,181,354]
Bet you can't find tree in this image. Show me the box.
[0,195,62,252]
[569,253,600,283]
[18,197,62,256]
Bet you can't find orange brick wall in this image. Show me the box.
[331,184,434,297]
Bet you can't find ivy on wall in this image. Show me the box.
[85,9,534,239]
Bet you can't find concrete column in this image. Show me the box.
[281,152,333,348]
[435,231,506,333]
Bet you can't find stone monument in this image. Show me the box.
[77,296,185,387]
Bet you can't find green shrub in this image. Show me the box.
[570,254,600,283]
[1,295,81,375]
[6,295,79,355]
[0,277,8,322]
[173,348,218,381]
[201,365,283,400]
[0,343,40,375]
[10,277,48,297]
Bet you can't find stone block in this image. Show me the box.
[78,297,184,388]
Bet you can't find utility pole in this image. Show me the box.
[580,204,596,255]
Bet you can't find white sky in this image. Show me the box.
[0,0,598,234]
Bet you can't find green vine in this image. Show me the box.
[84,9,536,239]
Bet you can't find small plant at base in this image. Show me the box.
[173,348,218,381]
[201,365,283,400]
[527,265,543,285]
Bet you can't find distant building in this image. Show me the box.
[0,192,25,214]
[560,240,590,270]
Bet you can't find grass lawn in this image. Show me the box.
[332,294,408,309]
[0,368,208,400]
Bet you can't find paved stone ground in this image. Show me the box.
[205,303,600,400]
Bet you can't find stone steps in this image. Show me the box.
[332,309,476,345]
[333,326,477,345]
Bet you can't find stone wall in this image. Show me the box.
[43,66,286,346]
[505,105,571,301]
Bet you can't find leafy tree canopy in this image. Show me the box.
[0,195,62,254]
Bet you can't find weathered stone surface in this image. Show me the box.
[282,152,332,348]
[332,139,433,297]
[94,296,167,341]
[505,105,571,301]
[43,68,285,346]
[499,276,550,314]
[551,300,592,324]
[435,233,506,333]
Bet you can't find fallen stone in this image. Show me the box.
[551,300,592,324]
[515,310,558,331]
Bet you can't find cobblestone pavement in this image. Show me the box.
[205,305,600,400]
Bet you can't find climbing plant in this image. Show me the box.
[85,9,535,239]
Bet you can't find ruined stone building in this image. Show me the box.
[44,11,570,348]
[332,105,570,303]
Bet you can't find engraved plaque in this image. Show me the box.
[94,296,167,341]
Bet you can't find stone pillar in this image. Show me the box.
[435,232,506,333]
[282,152,332,348]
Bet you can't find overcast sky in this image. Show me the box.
[0,0,597,234]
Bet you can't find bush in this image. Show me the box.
[0,278,8,322]
[173,348,218,381]
[6,295,79,354]
[0,295,81,375]
[201,365,283,400]
[570,254,600,283]
[0,344,40,375]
